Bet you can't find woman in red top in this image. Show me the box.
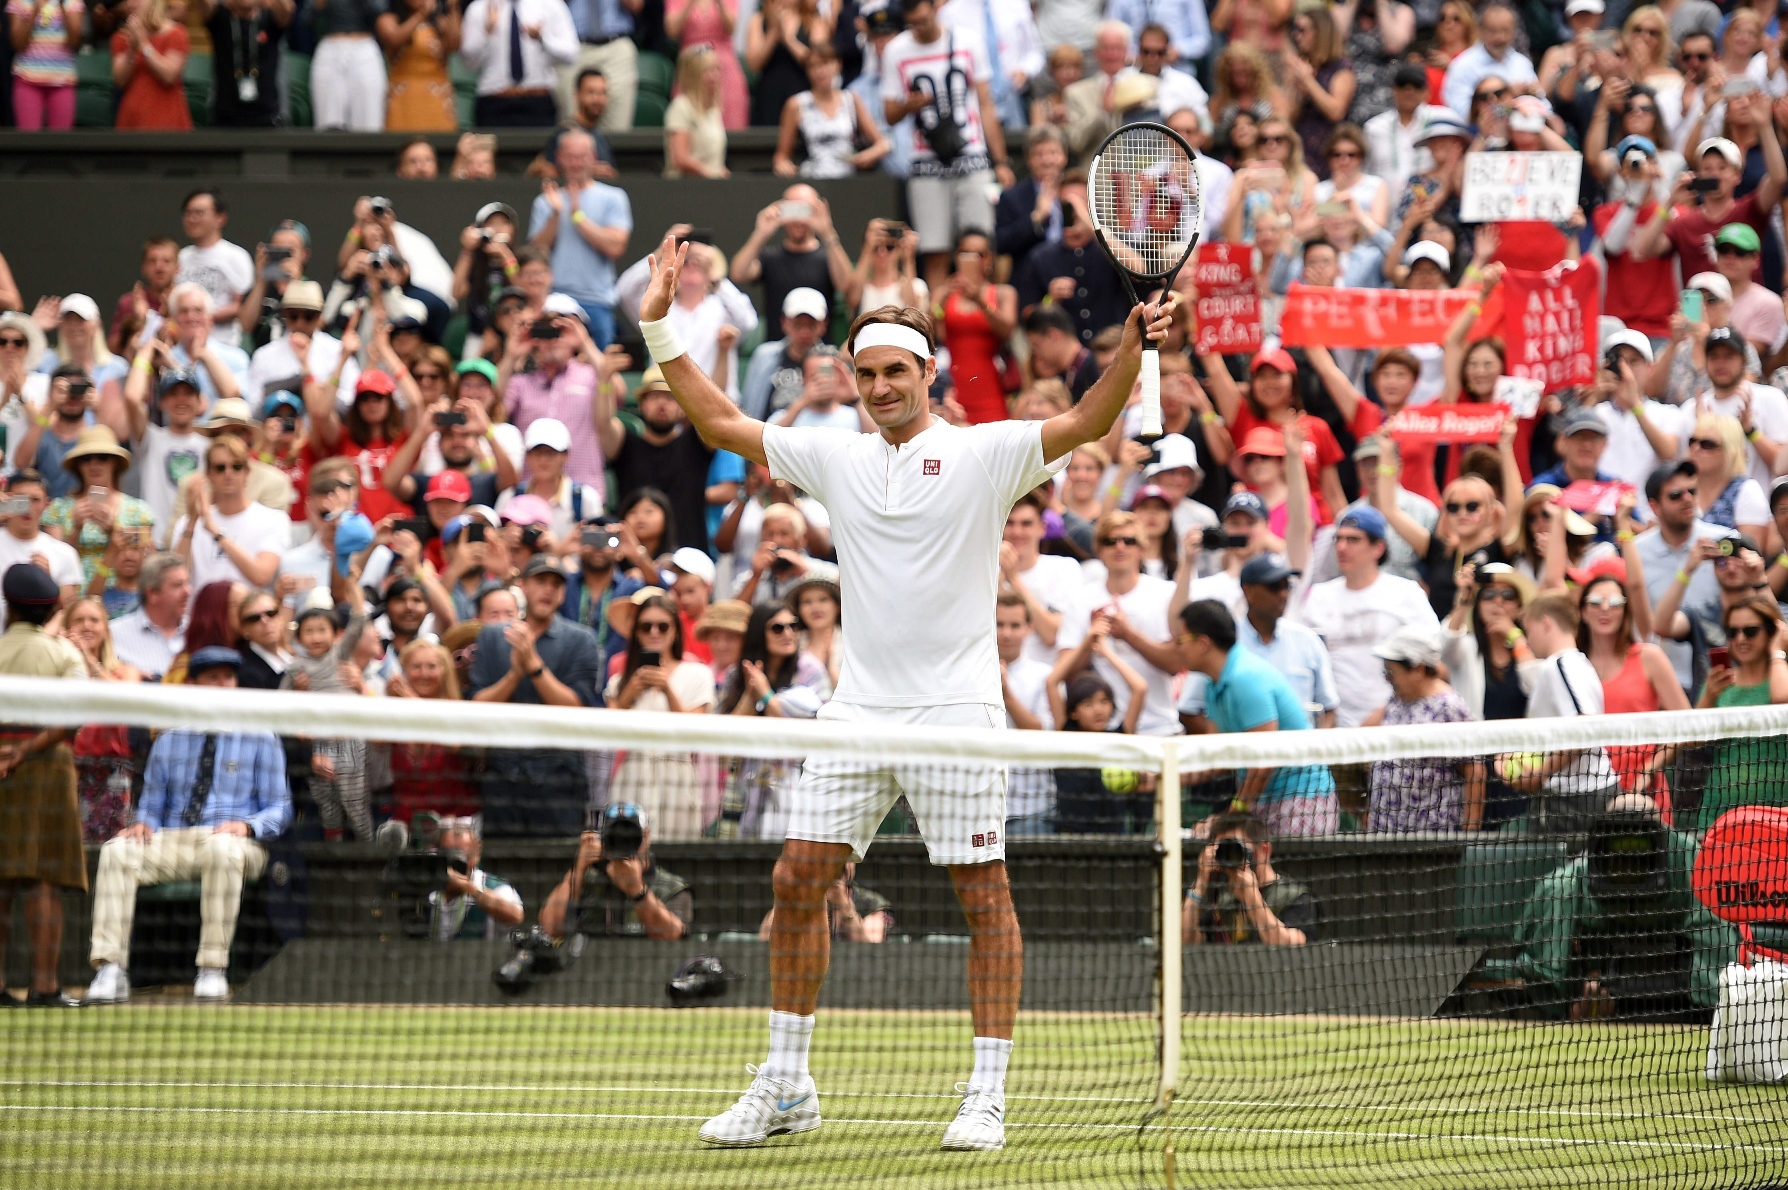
[1205,345,1346,523]
[387,640,480,824]
[936,230,1017,425]
[1439,258,1543,485]
[110,0,190,130]
[1578,566,1689,823]
[1424,0,1474,105]
[303,326,415,525]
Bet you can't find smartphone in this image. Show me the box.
[530,319,561,340]
[66,378,93,399]
[464,521,487,544]
[1680,290,1704,322]
[582,528,621,549]
[0,497,31,516]
[1589,29,1618,50]
[640,650,662,668]
[433,410,468,428]
[676,227,714,246]
[780,201,814,221]
[394,517,434,543]
[1708,645,1731,670]
[1722,77,1760,99]
[87,486,109,502]
[521,524,544,549]
[293,574,318,591]
[1690,176,1722,194]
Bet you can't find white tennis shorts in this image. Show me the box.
[786,701,1008,866]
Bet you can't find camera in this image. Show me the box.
[383,846,469,939]
[770,550,799,576]
[1213,838,1253,870]
[493,925,576,995]
[369,196,394,219]
[1622,149,1648,171]
[395,517,434,544]
[66,378,93,400]
[477,229,509,246]
[263,244,292,284]
[667,955,733,1007]
[370,244,397,273]
[530,318,561,340]
[675,228,714,246]
[276,416,297,433]
[582,528,622,550]
[1689,177,1722,195]
[521,524,545,549]
[1200,528,1249,551]
[464,521,487,544]
[601,803,645,860]
[434,410,468,428]
[1717,538,1737,557]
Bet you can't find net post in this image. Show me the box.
[1157,738,1182,1129]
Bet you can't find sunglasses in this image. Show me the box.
[767,621,800,635]
[1583,592,1627,610]
[1728,623,1769,639]
[1100,535,1142,547]
[210,462,246,473]
[1476,87,1509,101]
[1261,134,1291,145]
[1717,245,1757,257]
[1632,25,1662,36]
[414,371,446,381]
[284,310,320,322]
[1681,51,1712,61]
[1689,437,1722,451]
[1478,586,1521,603]
[1330,149,1362,159]
[0,336,27,348]
[636,620,675,635]
[1138,44,1167,54]
[1661,486,1695,501]
[1445,500,1483,515]
[1627,103,1656,114]
[241,608,280,624]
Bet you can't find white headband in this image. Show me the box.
[851,322,933,360]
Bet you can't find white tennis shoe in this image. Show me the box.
[940,1083,1006,1151]
[83,962,130,1005]
[192,968,230,1001]
[698,1064,822,1146]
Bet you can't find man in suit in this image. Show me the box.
[1063,20,1137,161]
[994,127,1068,273]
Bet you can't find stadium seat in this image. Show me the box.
[633,51,673,129]
[450,55,478,128]
[285,50,313,129]
[75,49,114,128]
[184,52,213,128]
[1452,839,1568,945]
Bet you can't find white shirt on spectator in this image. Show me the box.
[1593,399,1689,489]
[246,329,357,407]
[1363,105,1438,195]
[277,537,330,607]
[1294,571,1438,728]
[136,424,209,540]
[174,502,290,591]
[1034,0,1102,50]
[109,607,184,678]
[1440,43,1537,120]
[459,0,578,95]
[881,24,993,171]
[1014,552,1084,666]
[0,531,80,617]
[1698,383,1788,488]
[615,257,760,401]
[1526,647,1618,793]
[940,0,1045,81]
[176,240,255,350]
[1003,651,1057,817]
[1057,574,1182,735]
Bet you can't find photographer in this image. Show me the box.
[537,804,692,941]
[238,220,311,349]
[1182,812,1319,947]
[425,817,524,942]
[451,203,521,353]
[758,862,892,943]
[731,501,838,610]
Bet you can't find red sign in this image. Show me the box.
[1192,243,1261,356]
[1557,479,1632,517]
[1383,403,1511,443]
[1279,286,1480,348]
[1500,258,1601,393]
[1693,806,1788,927]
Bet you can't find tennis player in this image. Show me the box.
[633,234,1176,1152]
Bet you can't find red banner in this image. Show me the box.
[1500,258,1601,393]
[1279,286,1480,348]
[1557,479,1633,517]
[1192,243,1262,356]
[1383,403,1511,443]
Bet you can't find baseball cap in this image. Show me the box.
[1238,553,1298,586]
[1602,329,1654,364]
[782,287,830,321]
[424,470,473,503]
[355,370,397,397]
[1705,325,1746,354]
[1614,134,1657,161]
[1337,505,1387,540]
[1238,427,1288,458]
[1645,458,1697,501]
[501,494,554,527]
[262,391,304,419]
[157,368,202,397]
[1392,63,1427,89]
[456,358,499,386]
[474,202,518,227]
[1250,347,1297,374]
[1372,623,1442,669]
[187,645,243,677]
[1127,483,1173,510]
[1403,241,1451,273]
[387,296,428,333]
[281,280,325,312]
[1565,0,1604,13]
[1353,436,1385,461]
[1144,433,1200,478]
[523,417,572,453]
[332,512,375,576]
[1560,408,1609,437]
[1221,491,1268,521]
[1716,223,1762,253]
[202,396,255,430]
[520,554,568,581]
[670,546,717,587]
[58,294,100,323]
[1699,137,1743,168]
[542,292,588,323]
[1687,271,1734,303]
[1771,475,1788,510]
[440,513,476,544]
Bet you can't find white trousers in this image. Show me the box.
[312,36,387,131]
[89,828,268,972]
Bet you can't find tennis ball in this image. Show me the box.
[1102,767,1140,794]
[1502,752,1545,779]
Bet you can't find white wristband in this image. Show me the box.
[640,316,686,365]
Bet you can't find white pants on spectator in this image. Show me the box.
[908,169,996,254]
[311,35,387,131]
[313,737,372,841]
[610,751,703,840]
[556,39,637,131]
[89,828,268,971]
[1258,794,1339,838]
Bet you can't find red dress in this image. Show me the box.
[389,743,480,827]
[942,288,1010,425]
[111,25,192,130]
[1600,643,1673,823]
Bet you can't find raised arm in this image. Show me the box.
[639,236,768,465]
[1039,296,1179,462]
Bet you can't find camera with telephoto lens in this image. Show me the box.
[1214,838,1253,870]
[601,803,645,860]
[493,925,579,994]
[666,955,733,1006]
[1622,148,1648,171]
[383,845,469,939]
[369,196,394,219]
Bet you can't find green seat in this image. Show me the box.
[1453,840,1568,945]
[633,89,666,129]
[184,51,212,127]
[75,48,114,129]
[636,51,674,100]
[450,54,478,128]
[285,50,313,129]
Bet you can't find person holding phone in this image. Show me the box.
[603,592,716,840]
[1694,595,1788,830]
[41,427,155,587]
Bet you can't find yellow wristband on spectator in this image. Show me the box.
[1776,554,1788,571]
[1229,799,1249,813]
[1199,411,1220,425]
[1377,464,1398,476]
[1676,569,1691,585]
[1749,428,1765,443]
[1465,302,1481,318]
[1617,529,1635,543]
[571,210,587,225]
[503,263,518,278]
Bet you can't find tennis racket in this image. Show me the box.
[1087,121,1201,438]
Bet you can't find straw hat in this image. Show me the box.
[60,425,132,476]
[696,599,752,639]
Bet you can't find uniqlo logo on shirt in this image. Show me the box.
[923,459,941,475]
[987,830,997,846]
[973,833,986,847]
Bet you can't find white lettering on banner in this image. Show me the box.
[1192,243,1261,356]
[1460,152,1583,223]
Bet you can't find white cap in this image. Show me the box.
[1144,433,1201,478]
[1602,328,1654,364]
[1402,241,1452,273]
[1371,623,1443,669]
[1564,0,1604,15]
[523,417,572,453]
[1687,271,1733,303]
[782,287,830,322]
[58,294,100,323]
[541,292,588,322]
[1698,137,1743,168]
[670,546,717,587]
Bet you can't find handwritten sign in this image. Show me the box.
[1493,376,1543,419]
[1192,243,1261,356]
[1384,403,1511,443]
[1502,259,1600,393]
[1461,152,1583,222]
[1279,286,1479,348]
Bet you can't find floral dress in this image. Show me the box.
[1368,689,1474,831]
[41,494,157,587]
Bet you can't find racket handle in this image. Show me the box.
[1139,346,1162,438]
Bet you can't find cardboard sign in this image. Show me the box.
[1461,152,1583,222]
[1493,376,1544,419]
[1501,259,1601,393]
[1279,286,1480,348]
[1192,243,1262,356]
[1557,478,1633,517]
[1383,403,1511,443]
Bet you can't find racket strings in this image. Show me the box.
[1090,127,1201,278]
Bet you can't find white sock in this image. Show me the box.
[968,1036,1014,1094]
[764,1010,815,1083]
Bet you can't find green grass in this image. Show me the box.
[1,1005,1783,1189]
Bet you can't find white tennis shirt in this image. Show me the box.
[763,417,1066,709]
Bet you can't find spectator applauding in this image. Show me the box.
[1692,327,1788,490]
[8,0,80,130]
[172,435,285,592]
[1058,512,1185,736]
[529,132,631,342]
[1184,812,1319,946]
[382,0,461,131]
[664,46,731,178]
[461,0,578,127]
[772,43,886,178]
[111,0,191,129]
[1365,623,1482,831]
[1687,414,1769,543]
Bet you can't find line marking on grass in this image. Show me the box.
[6,1104,1787,1156]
